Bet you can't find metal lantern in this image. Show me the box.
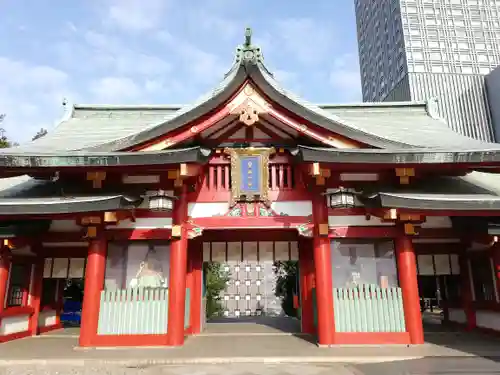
[326,188,356,209]
[148,190,174,211]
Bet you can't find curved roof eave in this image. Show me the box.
[295,144,500,164]
[0,146,210,169]
[246,62,413,149]
[84,64,249,152]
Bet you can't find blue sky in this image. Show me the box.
[0,0,361,143]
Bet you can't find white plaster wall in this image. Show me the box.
[188,202,229,218]
[476,311,500,332]
[107,218,172,229]
[328,215,394,227]
[49,220,80,232]
[271,201,312,216]
[0,314,30,335]
[38,310,57,327]
[420,216,453,228]
[448,308,467,324]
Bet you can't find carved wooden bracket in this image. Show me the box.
[227,83,270,126]
[395,168,415,185]
[296,218,314,238]
[87,171,106,188]
[186,220,204,239]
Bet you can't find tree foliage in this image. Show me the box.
[204,262,230,318]
[273,260,299,317]
[0,114,11,148]
[32,128,48,141]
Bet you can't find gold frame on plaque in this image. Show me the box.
[224,147,275,205]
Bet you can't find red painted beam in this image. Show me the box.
[191,216,309,229]
[137,107,231,151]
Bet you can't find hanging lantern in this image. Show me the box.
[326,188,356,209]
[148,190,174,211]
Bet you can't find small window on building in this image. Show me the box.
[7,264,30,307]
[470,255,496,302]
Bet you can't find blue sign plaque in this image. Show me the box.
[240,156,260,193]
[224,147,275,204]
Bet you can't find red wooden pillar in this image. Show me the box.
[395,232,424,344]
[298,238,315,335]
[459,252,476,330]
[189,239,203,335]
[29,258,44,335]
[167,184,189,346]
[79,237,107,347]
[311,192,335,346]
[185,254,193,334]
[0,248,10,313]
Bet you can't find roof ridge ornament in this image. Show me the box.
[235,27,263,66]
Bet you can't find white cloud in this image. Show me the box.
[56,30,172,79]
[104,0,169,32]
[0,57,72,143]
[156,31,228,84]
[329,53,362,102]
[274,18,333,65]
[89,77,142,103]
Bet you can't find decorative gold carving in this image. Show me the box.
[383,208,398,220]
[399,213,421,222]
[239,103,259,125]
[224,147,275,206]
[104,211,118,223]
[227,83,270,126]
[171,225,182,238]
[321,169,331,178]
[310,163,321,176]
[404,222,418,235]
[186,220,203,239]
[85,226,98,238]
[296,217,314,237]
[318,223,329,236]
[81,216,102,225]
[167,170,179,180]
[395,168,415,185]
[2,239,13,249]
[316,176,325,185]
[243,85,254,96]
[87,171,106,188]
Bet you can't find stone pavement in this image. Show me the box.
[1,330,500,367]
[3,358,500,375]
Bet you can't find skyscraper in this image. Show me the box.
[354,0,500,141]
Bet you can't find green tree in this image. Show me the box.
[204,262,230,318]
[32,128,48,141]
[274,260,299,317]
[0,114,11,148]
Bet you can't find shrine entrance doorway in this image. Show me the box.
[199,230,307,335]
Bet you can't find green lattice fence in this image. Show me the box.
[334,286,406,332]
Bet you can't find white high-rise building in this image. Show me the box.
[354,0,500,141]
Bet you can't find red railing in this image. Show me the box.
[201,163,296,192]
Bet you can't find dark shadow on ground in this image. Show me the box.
[423,316,500,363]
[348,356,500,375]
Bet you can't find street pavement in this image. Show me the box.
[2,358,500,375]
